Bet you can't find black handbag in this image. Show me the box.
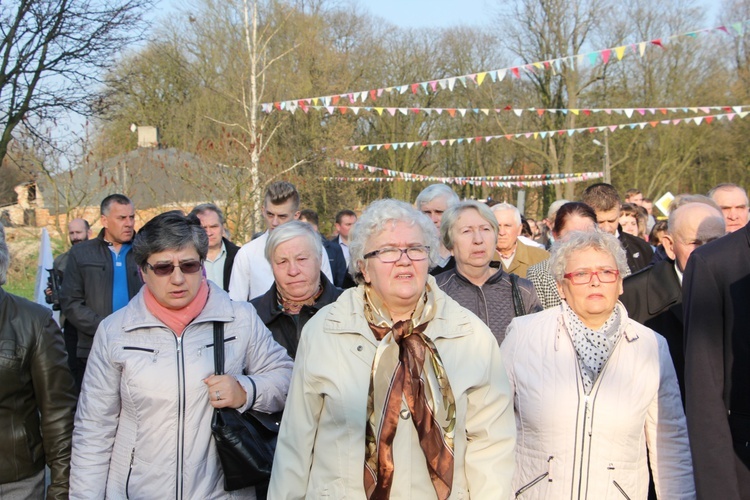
[510,273,527,317]
[210,321,282,491]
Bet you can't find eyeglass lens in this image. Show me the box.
[149,261,202,276]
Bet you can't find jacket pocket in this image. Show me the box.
[123,346,159,363]
[515,472,548,497]
[612,480,631,499]
[607,463,633,500]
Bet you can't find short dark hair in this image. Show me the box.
[553,202,597,236]
[625,188,642,200]
[101,194,133,215]
[335,209,356,224]
[581,183,621,212]
[132,211,208,270]
[189,203,225,225]
[264,181,299,211]
[299,209,319,227]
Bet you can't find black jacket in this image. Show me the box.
[683,224,750,499]
[321,237,350,289]
[250,273,343,359]
[221,237,240,292]
[618,230,653,274]
[620,260,685,404]
[60,229,142,358]
[0,288,76,498]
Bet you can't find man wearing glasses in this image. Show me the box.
[61,194,143,391]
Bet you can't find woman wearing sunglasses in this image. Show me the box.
[501,231,694,499]
[69,211,293,499]
[269,199,516,499]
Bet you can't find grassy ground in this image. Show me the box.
[4,226,65,301]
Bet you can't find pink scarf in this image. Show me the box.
[144,280,210,336]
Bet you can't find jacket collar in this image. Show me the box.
[122,281,235,332]
[645,260,682,316]
[323,275,476,346]
[451,264,506,288]
[253,272,340,324]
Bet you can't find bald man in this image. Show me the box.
[709,183,749,233]
[620,202,725,403]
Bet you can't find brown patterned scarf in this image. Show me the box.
[363,283,456,499]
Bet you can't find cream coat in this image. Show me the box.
[69,283,293,499]
[501,304,695,500]
[268,277,516,499]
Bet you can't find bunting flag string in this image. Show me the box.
[261,21,749,112]
[264,103,749,118]
[321,172,604,188]
[332,158,601,181]
[347,111,747,151]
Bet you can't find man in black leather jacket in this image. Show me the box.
[60,194,142,389]
[0,222,76,499]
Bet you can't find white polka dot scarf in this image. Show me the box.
[561,301,622,394]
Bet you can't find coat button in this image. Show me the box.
[400,409,410,420]
[357,345,363,351]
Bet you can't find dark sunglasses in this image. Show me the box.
[145,260,203,276]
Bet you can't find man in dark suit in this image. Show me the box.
[581,183,653,273]
[299,209,350,289]
[621,202,725,404]
[683,219,750,499]
[190,203,239,292]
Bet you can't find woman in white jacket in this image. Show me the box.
[269,199,516,499]
[502,231,694,499]
[69,211,293,499]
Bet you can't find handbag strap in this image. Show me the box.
[510,273,526,317]
[213,321,225,375]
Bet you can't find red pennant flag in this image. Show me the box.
[447,109,456,117]
[706,116,714,124]
[339,107,347,115]
[384,144,391,150]
[583,109,591,116]
[601,49,612,63]
[411,108,420,114]
[651,39,663,48]
[369,89,377,101]
[422,141,429,147]
[659,108,667,114]
[332,95,340,105]
[274,102,281,110]
[504,105,512,111]
[411,83,419,94]
[649,121,658,127]
[536,109,545,116]
[512,67,520,78]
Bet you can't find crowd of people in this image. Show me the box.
[1,179,748,499]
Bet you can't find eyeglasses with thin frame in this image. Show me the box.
[563,269,620,285]
[363,246,430,263]
[146,260,203,277]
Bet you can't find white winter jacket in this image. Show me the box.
[268,278,517,499]
[501,303,695,500]
[69,282,293,499]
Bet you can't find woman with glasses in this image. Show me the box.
[435,200,541,345]
[502,231,694,499]
[269,199,516,499]
[69,211,293,499]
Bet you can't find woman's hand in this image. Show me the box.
[204,374,248,409]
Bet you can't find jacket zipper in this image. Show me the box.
[123,346,159,362]
[613,480,632,499]
[515,472,549,497]
[199,336,236,356]
[175,335,185,500]
[125,448,135,499]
